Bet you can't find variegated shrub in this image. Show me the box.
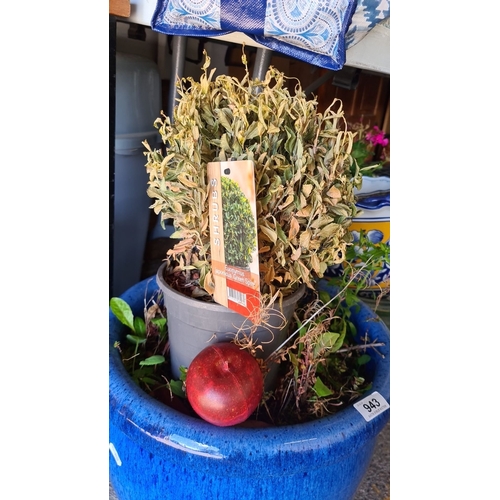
[143,51,362,307]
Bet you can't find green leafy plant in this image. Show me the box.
[221,176,256,268]
[256,250,388,425]
[110,293,184,398]
[350,122,389,177]
[143,49,362,309]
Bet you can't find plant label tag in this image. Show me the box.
[207,160,261,323]
[353,391,390,422]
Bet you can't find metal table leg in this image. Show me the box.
[151,35,188,239]
[252,47,273,81]
[167,36,188,120]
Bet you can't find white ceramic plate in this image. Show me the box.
[354,176,390,195]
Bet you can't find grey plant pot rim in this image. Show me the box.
[156,261,307,313]
[109,275,390,461]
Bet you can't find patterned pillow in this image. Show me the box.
[151,0,358,70]
[345,0,390,48]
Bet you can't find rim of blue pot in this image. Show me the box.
[109,275,390,464]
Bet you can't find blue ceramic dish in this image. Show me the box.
[355,192,390,211]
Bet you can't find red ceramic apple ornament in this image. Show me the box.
[185,343,264,427]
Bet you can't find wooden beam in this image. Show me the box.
[109,0,130,18]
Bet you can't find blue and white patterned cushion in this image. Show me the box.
[345,0,390,48]
[261,0,352,59]
[151,0,360,70]
[161,0,222,31]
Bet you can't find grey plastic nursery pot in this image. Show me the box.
[156,261,306,390]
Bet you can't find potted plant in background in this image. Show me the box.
[141,50,364,385]
[109,50,390,500]
[353,122,390,308]
[350,122,390,179]
[328,121,390,324]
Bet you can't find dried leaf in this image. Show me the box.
[278,193,294,210]
[259,224,277,243]
[291,245,301,261]
[178,175,199,188]
[296,205,312,217]
[302,184,313,197]
[288,217,300,240]
[319,223,340,239]
[310,253,321,273]
[299,230,311,249]
[191,125,199,141]
[326,185,342,204]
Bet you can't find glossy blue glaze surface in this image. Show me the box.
[109,277,390,500]
[355,192,390,210]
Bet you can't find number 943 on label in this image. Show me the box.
[353,391,390,422]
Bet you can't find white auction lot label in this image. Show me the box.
[353,391,390,422]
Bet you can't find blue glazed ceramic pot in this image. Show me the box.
[109,276,390,500]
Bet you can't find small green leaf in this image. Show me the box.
[331,330,346,352]
[318,291,331,305]
[139,355,165,366]
[126,334,146,345]
[357,354,371,366]
[140,376,160,385]
[362,382,373,392]
[245,121,260,140]
[169,380,185,398]
[151,318,166,326]
[131,368,151,383]
[110,297,135,332]
[295,137,303,159]
[313,377,333,397]
[313,331,340,357]
[284,126,296,154]
[289,352,299,380]
[179,366,188,382]
[134,317,146,337]
[151,317,167,330]
[275,221,287,243]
